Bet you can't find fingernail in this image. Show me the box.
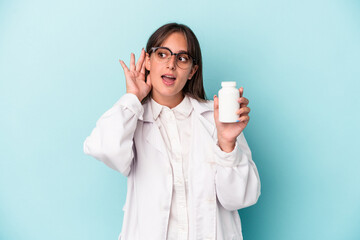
[236,120,240,122]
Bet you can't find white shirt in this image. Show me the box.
[150,95,193,240]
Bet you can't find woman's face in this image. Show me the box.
[145,32,198,107]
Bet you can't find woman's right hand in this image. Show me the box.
[119,48,152,102]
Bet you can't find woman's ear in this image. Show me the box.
[188,65,199,80]
[145,53,151,71]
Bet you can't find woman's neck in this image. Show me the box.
[151,92,184,109]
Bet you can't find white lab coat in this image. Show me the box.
[83,93,261,240]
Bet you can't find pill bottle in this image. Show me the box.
[218,81,239,123]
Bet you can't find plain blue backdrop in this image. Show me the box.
[1,0,359,239]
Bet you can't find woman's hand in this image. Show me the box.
[119,48,152,102]
[213,87,250,152]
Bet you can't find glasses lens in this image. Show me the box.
[154,48,171,62]
[153,48,193,69]
[176,53,191,69]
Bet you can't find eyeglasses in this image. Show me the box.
[149,47,197,70]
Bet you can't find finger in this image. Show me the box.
[238,97,249,107]
[214,95,219,110]
[130,53,135,72]
[236,107,251,115]
[119,60,129,72]
[136,48,145,72]
[140,57,146,75]
[213,95,219,121]
[238,115,250,123]
[239,87,243,98]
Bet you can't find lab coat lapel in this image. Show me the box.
[141,100,168,158]
[189,98,215,137]
[188,98,217,240]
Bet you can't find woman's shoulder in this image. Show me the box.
[199,99,214,110]
[187,95,214,111]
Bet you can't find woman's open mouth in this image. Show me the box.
[161,75,176,86]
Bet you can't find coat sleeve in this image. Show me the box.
[83,93,143,177]
[213,132,261,211]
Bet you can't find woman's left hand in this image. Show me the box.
[214,87,250,152]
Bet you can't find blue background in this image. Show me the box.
[1,0,359,239]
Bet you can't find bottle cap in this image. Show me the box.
[221,81,237,87]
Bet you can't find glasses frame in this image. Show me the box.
[149,47,197,68]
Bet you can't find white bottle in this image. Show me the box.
[218,81,239,123]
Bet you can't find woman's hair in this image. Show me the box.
[142,22,206,104]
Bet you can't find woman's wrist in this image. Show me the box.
[217,137,236,153]
[127,90,142,102]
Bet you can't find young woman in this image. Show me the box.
[84,23,261,240]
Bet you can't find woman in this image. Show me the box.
[83,22,261,240]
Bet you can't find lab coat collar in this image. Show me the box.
[189,97,216,137]
[141,96,213,122]
[188,97,213,115]
[149,95,193,121]
[140,95,215,138]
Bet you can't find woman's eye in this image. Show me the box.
[178,55,189,62]
[157,50,169,58]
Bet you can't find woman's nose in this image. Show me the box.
[167,55,176,69]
